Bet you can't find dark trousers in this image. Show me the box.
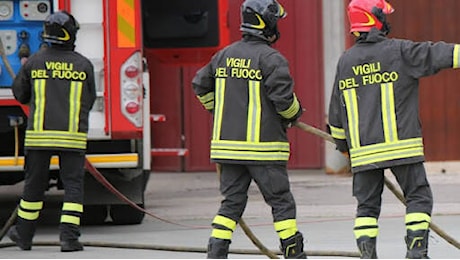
[353,162,433,218]
[19,149,85,241]
[217,163,296,222]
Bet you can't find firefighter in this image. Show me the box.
[328,0,460,258]
[7,11,96,252]
[192,0,306,258]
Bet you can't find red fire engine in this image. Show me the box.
[0,0,229,224]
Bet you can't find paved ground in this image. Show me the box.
[0,166,459,258]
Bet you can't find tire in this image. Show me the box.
[81,205,108,225]
[109,204,145,225]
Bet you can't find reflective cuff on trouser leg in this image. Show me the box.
[15,199,43,243]
[59,202,83,241]
[207,215,236,259]
[354,217,378,259]
[275,219,306,259]
[405,213,431,259]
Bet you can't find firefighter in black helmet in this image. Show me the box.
[8,11,96,252]
[328,0,460,258]
[192,0,306,258]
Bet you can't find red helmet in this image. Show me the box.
[348,0,394,33]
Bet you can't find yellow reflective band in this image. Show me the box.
[20,199,43,210]
[61,215,81,225]
[329,125,346,139]
[351,147,423,167]
[279,94,300,119]
[381,83,398,142]
[354,217,377,227]
[406,222,430,231]
[212,140,290,151]
[62,202,83,213]
[18,209,40,221]
[117,0,135,48]
[197,92,215,110]
[354,228,378,239]
[213,215,236,231]
[278,228,297,240]
[247,80,261,142]
[68,81,83,132]
[454,44,460,68]
[211,149,289,161]
[350,138,423,158]
[274,219,297,232]
[343,89,360,148]
[405,212,431,224]
[211,229,232,240]
[212,78,226,141]
[33,79,46,131]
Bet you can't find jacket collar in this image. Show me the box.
[356,28,387,44]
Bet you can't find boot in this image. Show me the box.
[61,240,84,252]
[356,236,377,259]
[7,225,32,251]
[405,230,430,259]
[280,232,307,259]
[206,237,231,259]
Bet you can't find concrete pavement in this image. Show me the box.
[0,166,459,258]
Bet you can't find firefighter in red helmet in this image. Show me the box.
[328,0,460,258]
[192,0,306,258]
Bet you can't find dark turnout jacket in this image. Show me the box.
[192,35,302,164]
[13,46,96,151]
[328,28,460,173]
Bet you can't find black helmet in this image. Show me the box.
[42,11,80,47]
[240,0,286,42]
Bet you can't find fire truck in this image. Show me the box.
[0,0,229,224]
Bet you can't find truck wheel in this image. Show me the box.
[110,204,145,225]
[82,205,108,225]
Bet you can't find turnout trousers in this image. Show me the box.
[16,149,86,243]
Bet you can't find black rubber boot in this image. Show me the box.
[206,237,231,259]
[7,225,32,251]
[356,236,377,259]
[405,230,430,259]
[60,240,84,252]
[280,232,307,259]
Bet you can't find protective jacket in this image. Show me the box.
[192,35,302,164]
[329,28,460,173]
[13,46,96,151]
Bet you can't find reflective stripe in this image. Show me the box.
[211,140,290,161]
[278,228,297,240]
[61,215,80,225]
[69,81,83,132]
[343,89,360,148]
[274,219,298,240]
[354,217,377,227]
[117,0,135,48]
[381,83,398,142]
[211,229,232,240]
[454,44,460,68]
[247,80,261,142]
[274,219,297,232]
[197,92,215,110]
[354,217,378,239]
[350,138,424,167]
[279,94,300,119]
[18,209,39,221]
[329,125,346,139]
[212,78,226,141]
[62,202,83,213]
[33,79,46,131]
[212,215,236,231]
[25,130,87,150]
[20,199,43,210]
[405,213,431,231]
